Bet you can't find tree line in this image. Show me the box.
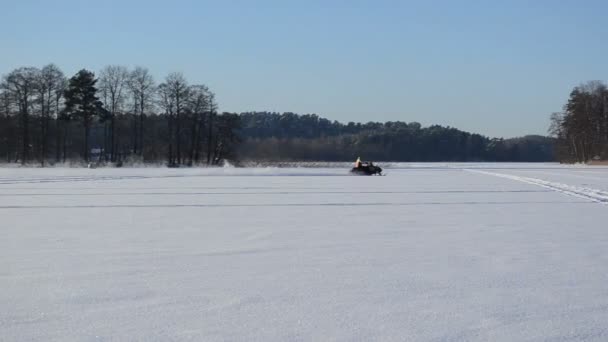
[1,64,555,166]
[549,81,608,163]
[237,112,555,162]
[0,64,240,166]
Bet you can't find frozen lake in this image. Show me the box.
[2,163,608,341]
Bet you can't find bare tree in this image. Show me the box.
[128,67,155,157]
[99,65,129,162]
[2,67,40,164]
[206,92,218,164]
[0,88,15,162]
[548,111,570,162]
[186,85,212,164]
[54,74,68,163]
[548,112,564,138]
[157,82,176,165]
[36,64,66,166]
[159,73,189,165]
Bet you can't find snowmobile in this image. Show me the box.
[350,161,384,176]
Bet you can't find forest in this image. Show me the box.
[238,112,554,162]
[549,81,608,163]
[1,64,555,166]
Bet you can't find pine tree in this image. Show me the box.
[64,70,104,162]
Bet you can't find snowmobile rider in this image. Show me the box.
[355,157,362,168]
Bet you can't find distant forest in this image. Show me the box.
[238,112,554,162]
[549,81,608,163]
[1,64,555,166]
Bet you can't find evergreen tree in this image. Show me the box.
[63,69,104,162]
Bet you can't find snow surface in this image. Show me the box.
[2,163,608,341]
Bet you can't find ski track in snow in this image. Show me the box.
[466,169,608,205]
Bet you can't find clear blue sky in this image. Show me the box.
[2,0,607,138]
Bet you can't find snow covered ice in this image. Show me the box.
[2,163,608,341]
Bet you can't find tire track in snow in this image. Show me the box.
[466,169,608,205]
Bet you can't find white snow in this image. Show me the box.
[2,163,608,341]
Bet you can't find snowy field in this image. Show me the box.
[2,163,608,341]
